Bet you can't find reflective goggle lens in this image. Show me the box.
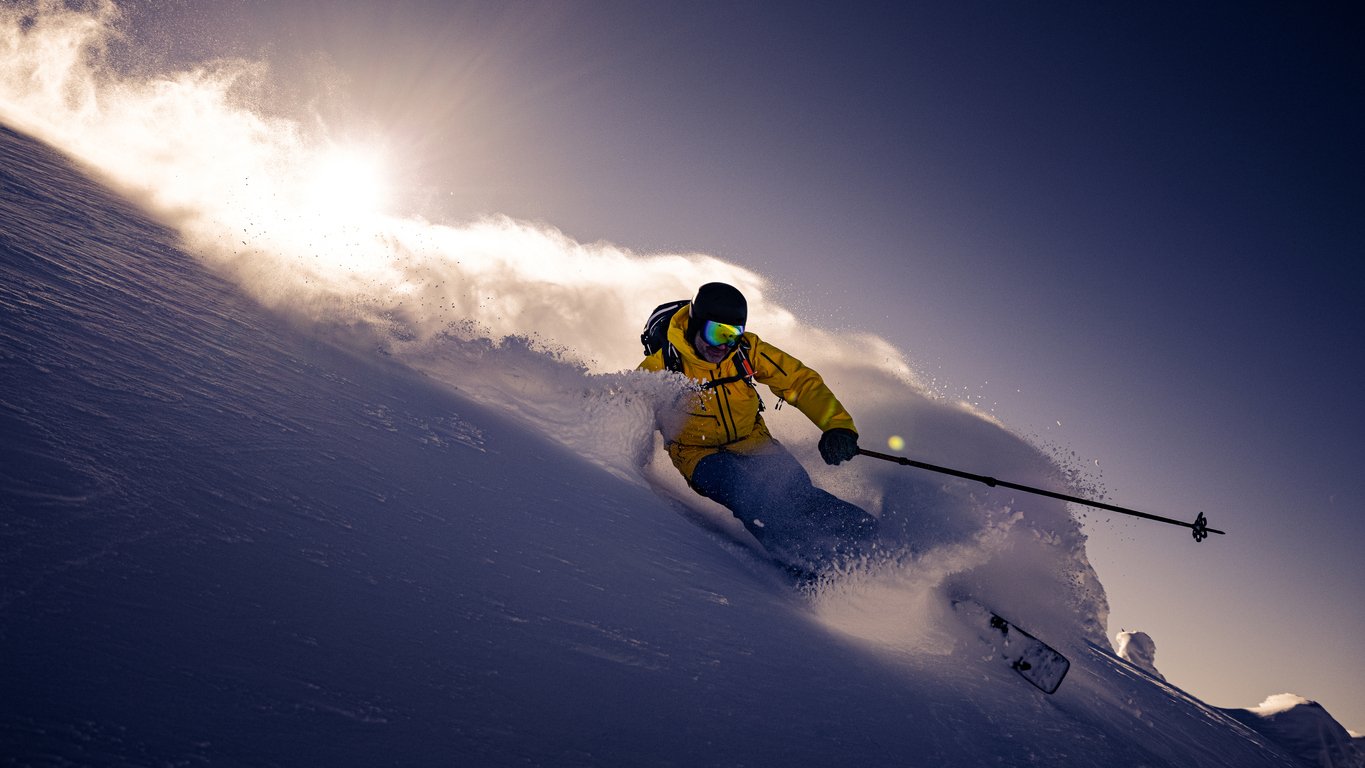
[702,320,744,347]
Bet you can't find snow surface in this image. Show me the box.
[5,117,1364,766]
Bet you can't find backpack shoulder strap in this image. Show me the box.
[663,342,683,373]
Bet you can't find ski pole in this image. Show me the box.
[857,449,1224,542]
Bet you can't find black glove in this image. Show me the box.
[818,428,860,465]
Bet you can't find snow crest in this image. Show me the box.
[1117,630,1166,681]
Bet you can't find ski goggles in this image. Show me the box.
[701,320,744,348]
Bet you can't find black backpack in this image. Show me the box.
[640,299,689,372]
[640,299,761,398]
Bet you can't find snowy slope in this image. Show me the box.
[1226,696,1365,768]
[0,122,1335,766]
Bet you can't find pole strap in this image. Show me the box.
[857,449,1224,542]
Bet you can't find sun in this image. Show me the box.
[304,146,389,219]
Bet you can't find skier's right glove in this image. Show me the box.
[818,428,860,466]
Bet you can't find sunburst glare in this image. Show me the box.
[305,146,389,219]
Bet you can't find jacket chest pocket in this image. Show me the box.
[713,382,761,439]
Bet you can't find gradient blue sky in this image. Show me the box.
[122,1,1363,728]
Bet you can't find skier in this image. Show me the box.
[639,282,877,571]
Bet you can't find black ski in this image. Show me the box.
[952,599,1070,695]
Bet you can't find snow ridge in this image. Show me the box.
[1226,696,1365,768]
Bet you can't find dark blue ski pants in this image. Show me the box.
[690,442,877,567]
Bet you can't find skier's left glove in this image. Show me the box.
[818,428,860,465]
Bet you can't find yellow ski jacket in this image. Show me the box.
[639,305,857,481]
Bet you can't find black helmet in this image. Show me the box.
[687,282,747,341]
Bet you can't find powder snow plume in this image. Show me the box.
[1,0,1108,647]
